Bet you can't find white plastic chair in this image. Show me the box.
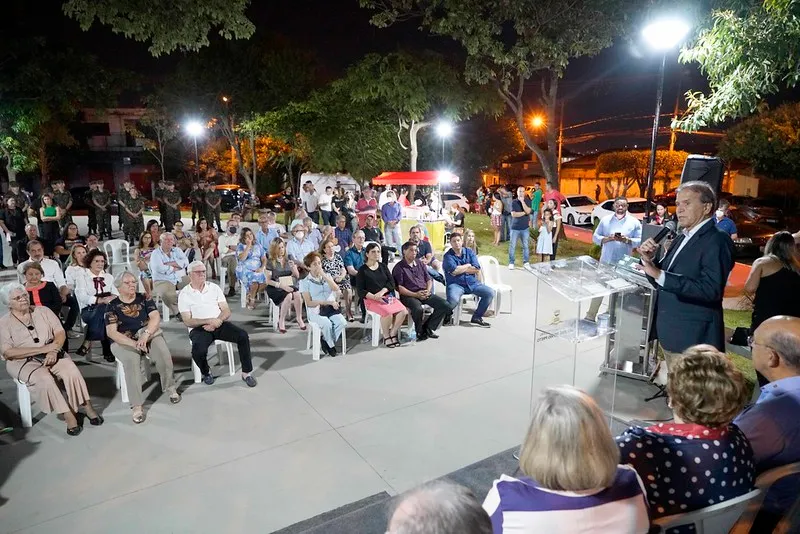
[16,379,33,428]
[452,294,478,324]
[407,304,434,332]
[103,239,131,276]
[479,255,511,314]
[115,356,153,405]
[723,462,800,533]
[306,320,347,360]
[151,294,170,324]
[653,488,763,534]
[187,327,237,383]
[363,310,383,347]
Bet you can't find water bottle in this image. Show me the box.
[408,329,417,343]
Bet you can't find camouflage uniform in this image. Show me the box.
[154,182,166,226]
[5,185,30,216]
[190,185,204,227]
[84,186,96,234]
[52,185,73,231]
[92,187,113,239]
[117,185,131,235]
[204,187,222,231]
[162,188,182,231]
[123,194,145,242]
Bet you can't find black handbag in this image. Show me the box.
[81,303,109,341]
[318,304,342,318]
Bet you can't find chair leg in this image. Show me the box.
[17,381,33,428]
[311,324,321,361]
[191,360,202,384]
[226,342,235,376]
[371,312,380,347]
[116,360,130,405]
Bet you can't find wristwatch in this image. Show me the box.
[142,328,150,336]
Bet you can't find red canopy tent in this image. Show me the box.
[372,170,459,186]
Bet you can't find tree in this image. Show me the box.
[596,150,689,197]
[129,97,179,181]
[62,0,255,56]
[676,1,800,130]
[361,0,631,188]
[339,51,499,175]
[719,102,800,180]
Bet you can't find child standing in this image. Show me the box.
[537,208,554,262]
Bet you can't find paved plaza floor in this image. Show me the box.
[0,219,672,534]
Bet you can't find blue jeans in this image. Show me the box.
[530,211,539,228]
[446,283,494,321]
[508,228,529,264]
[501,214,511,241]
[427,265,445,285]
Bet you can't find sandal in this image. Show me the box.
[132,407,145,424]
[384,336,401,349]
[246,297,256,310]
[75,343,90,357]
[67,425,83,436]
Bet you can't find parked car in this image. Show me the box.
[728,207,777,258]
[653,188,732,210]
[441,192,471,212]
[728,195,785,229]
[591,197,648,225]
[214,184,251,213]
[258,191,296,213]
[559,195,597,226]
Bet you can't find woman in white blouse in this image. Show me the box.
[65,244,88,291]
[74,249,118,361]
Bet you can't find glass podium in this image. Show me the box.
[524,256,667,430]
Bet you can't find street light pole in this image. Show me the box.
[644,53,666,222]
[193,136,199,180]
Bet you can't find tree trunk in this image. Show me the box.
[1,146,17,182]
[250,133,257,195]
[407,120,430,199]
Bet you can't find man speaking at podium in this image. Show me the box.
[638,181,734,368]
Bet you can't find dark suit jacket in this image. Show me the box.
[647,219,734,353]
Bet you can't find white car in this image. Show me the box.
[559,195,597,226]
[441,192,471,212]
[591,197,648,225]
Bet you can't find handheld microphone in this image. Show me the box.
[652,221,676,244]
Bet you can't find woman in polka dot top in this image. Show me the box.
[616,345,756,532]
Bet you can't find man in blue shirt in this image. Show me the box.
[149,232,190,318]
[443,233,494,327]
[256,213,280,251]
[586,196,642,322]
[334,215,353,249]
[714,200,738,239]
[508,186,532,270]
[734,315,800,529]
[344,230,367,320]
[380,190,403,249]
[409,224,445,285]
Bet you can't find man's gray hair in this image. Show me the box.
[113,271,137,289]
[0,283,27,306]
[676,180,717,210]
[160,232,175,244]
[769,331,800,370]
[24,223,37,232]
[187,260,206,273]
[353,230,365,239]
[387,481,492,534]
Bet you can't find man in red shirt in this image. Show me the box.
[356,188,378,228]
[543,182,566,215]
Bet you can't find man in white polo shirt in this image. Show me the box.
[178,260,256,387]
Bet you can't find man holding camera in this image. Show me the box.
[585,196,641,322]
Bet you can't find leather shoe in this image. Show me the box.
[202,374,216,385]
[226,288,236,298]
[470,318,491,328]
[416,332,428,341]
[425,329,439,339]
[242,375,257,388]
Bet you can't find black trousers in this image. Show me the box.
[189,321,252,375]
[63,294,79,330]
[550,240,559,261]
[349,275,366,318]
[400,294,450,334]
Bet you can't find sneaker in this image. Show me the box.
[523,262,533,271]
[226,287,236,298]
[470,318,491,328]
[242,375,257,388]
[508,264,515,270]
[202,374,216,385]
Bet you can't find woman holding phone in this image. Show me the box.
[355,242,407,348]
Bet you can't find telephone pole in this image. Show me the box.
[557,101,564,177]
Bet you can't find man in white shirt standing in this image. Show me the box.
[18,239,79,335]
[318,186,334,226]
[149,232,190,318]
[300,181,320,225]
[218,219,240,297]
[178,261,256,387]
[585,197,642,322]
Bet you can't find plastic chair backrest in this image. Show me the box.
[478,255,501,286]
[755,461,800,490]
[103,239,130,266]
[653,488,763,534]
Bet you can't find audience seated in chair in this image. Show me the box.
[74,249,119,361]
[409,224,443,283]
[178,260,256,387]
[344,230,367,321]
[443,233,493,327]
[53,222,86,265]
[320,237,354,322]
[0,283,103,436]
[218,218,240,297]
[392,241,451,341]
[734,315,800,530]
[23,262,63,322]
[105,272,181,424]
[616,345,754,530]
[483,385,650,533]
[235,227,268,310]
[265,237,305,332]
[388,480,492,534]
[356,242,407,348]
[65,244,88,291]
[149,232,190,320]
[299,251,346,357]
[133,233,155,299]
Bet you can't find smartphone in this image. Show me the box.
[614,232,622,238]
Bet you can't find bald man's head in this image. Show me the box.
[752,316,800,381]
[387,481,491,534]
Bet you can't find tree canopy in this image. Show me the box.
[62,0,255,56]
[361,0,632,187]
[596,150,689,197]
[677,0,800,130]
[719,101,800,180]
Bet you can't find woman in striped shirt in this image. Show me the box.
[483,386,650,533]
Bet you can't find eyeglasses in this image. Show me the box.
[191,270,207,274]
[748,335,772,351]
[11,295,28,302]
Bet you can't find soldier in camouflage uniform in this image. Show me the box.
[161,181,182,231]
[92,180,113,240]
[52,179,73,231]
[84,182,97,234]
[121,186,145,243]
[5,182,30,221]
[154,179,167,227]
[190,182,204,229]
[117,181,133,236]
[203,182,222,231]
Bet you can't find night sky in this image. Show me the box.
[7,0,720,154]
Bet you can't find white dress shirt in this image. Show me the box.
[218,232,240,257]
[74,269,118,309]
[656,217,714,286]
[18,258,66,289]
[178,282,226,320]
[65,265,86,290]
[149,246,189,284]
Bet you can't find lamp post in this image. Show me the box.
[642,18,690,221]
[185,120,204,181]
[435,121,453,167]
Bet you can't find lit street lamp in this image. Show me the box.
[642,17,690,221]
[435,120,454,167]
[185,120,204,181]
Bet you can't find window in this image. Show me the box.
[566,196,596,207]
[602,201,614,210]
[442,193,458,201]
[627,201,648,214]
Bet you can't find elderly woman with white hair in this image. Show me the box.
[483,386,649,533]
[0,283,103,435]
[105,272,181,424]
